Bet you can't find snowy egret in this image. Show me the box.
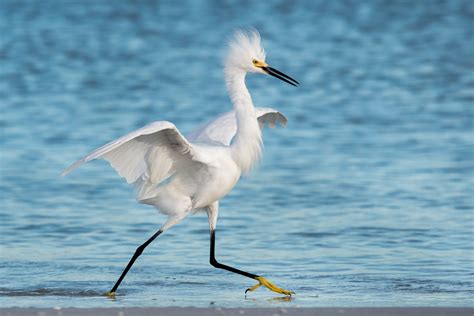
[62,29,299,297]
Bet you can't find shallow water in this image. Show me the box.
[1,0,473,308]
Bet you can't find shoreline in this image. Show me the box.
[0,307,472,316]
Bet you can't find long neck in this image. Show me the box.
[225,69,262,173]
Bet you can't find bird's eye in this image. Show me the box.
[253,60,258,65]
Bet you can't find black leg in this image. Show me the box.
[108,229,163,294]
[209,229,258,279]
[209,228,294,296]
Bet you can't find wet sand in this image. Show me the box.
[0,307,472,316]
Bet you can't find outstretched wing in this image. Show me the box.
[187,107,287,146]
[62,121,202,189]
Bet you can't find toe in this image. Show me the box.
[104,291,116,298]
[245,281,262,294]
[257,276,294,296]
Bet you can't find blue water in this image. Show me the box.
[1,0,473,308]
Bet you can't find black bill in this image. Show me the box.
[262,66,299,86]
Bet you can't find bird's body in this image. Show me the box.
[141,143,240,216]
[62,29,298,296]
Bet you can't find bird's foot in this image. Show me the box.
[245,276,294,296]
[104,291,116,298]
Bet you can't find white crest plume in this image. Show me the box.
[225,29,266,72]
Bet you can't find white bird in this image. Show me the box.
[62,29,299,297]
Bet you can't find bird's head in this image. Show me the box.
[225,29,299,86]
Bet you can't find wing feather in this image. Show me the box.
[187,107,287,146]
[62,109,286,201]
[61,121,197,187]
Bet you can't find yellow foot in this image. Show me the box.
[104,291,116,298]
[245,276,294,296]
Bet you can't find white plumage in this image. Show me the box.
[62,107,287,225]
[62,29,298,296]
[63,31,290,230]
